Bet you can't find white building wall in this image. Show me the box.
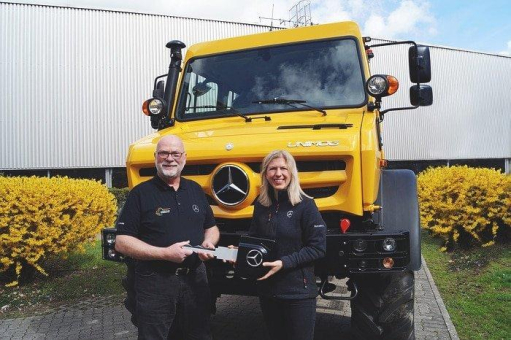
[370,39,511,161]
[0,3,270,169]
[1,3,510,170]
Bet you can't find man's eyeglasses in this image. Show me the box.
[157,151,184,160]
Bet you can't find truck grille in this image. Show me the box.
[140,160,345,178]
[139,164,217,177]
[303,186,338,198]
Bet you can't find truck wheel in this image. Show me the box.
[349,270,415,340]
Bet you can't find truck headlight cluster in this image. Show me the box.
[366,75,399,98]
[102,228,124,262]
[142,98,167,116]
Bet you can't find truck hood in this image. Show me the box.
[131,109,364,161]
[127,108,369,218]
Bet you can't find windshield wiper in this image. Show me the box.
[185,105,270,122]
[252,97,327,116]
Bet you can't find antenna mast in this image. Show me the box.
[289,0,312,27]
[259,1,313,28]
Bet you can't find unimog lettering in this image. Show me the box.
[287,140,340,147]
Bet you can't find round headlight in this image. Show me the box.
[148,98,164,115]
[353,239,367,252]
[108,249,117,259]
[382,238,397,252]
[366,75,388,96]
[106,233,116,245]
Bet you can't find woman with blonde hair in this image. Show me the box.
[249,150,326,340]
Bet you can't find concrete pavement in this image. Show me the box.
[0,258,459,340]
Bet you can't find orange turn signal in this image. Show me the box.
[142,100,151,116]
[386,76,399,95]
[382,257,394,269]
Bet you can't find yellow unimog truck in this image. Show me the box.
[102,21,432,340]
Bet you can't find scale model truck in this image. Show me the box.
[102,21,433,340]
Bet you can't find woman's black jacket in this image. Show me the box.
[249,192,326,299]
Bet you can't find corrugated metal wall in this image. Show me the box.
[1,3,510,170]
[0,3,270,169]
[370,39,511,161]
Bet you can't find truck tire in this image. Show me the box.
[349,270,415,340]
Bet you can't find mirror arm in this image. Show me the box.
[153,74,168,90]
[368,40,417,49]
[369,40,422,88]
[380,105,419,117]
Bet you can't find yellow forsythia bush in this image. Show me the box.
[0,176,117,286]
[418,166,511,250]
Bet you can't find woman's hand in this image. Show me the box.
[257,260,283,280]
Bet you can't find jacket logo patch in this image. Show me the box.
[192,205,200,213]
[287,211,293,218]
[314,224,325,228]
[156,207,171,216]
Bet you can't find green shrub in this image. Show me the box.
[0,176,117,286]
[109,187,129,209]
[418,166,511,250]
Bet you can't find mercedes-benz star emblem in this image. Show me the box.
[212,165,249,206]
[246,249,263,267]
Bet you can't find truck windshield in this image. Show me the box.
[176,38,366,121]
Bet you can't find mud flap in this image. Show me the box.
[374,169,421,271]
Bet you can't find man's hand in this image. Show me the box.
[257,260,283,281]
[198,226,220,261]
[163,240,193,263]
[198,240,215,262]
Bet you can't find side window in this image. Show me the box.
[184,73,219,116]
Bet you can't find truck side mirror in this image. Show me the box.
[153,80,165,98]
[410,85,433,106]
[409,46,431,83]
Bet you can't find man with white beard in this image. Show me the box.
[115,134,220,340]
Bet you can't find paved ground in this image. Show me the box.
[0,258,459,340]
